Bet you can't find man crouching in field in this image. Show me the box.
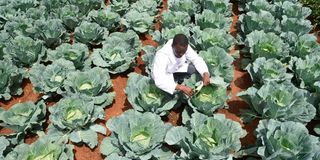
[151,34,210,97]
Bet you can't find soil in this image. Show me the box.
[0,79,41,109]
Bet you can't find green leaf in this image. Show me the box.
[80,129,98,149]
[125,73,178,115]
[0,136,10,156]
[165,126,188,145]
[100,137,121,156]
[93,92,115,106]
[91,30,141,73]
[4,35,44,67]
[256,119,318,159]
[90,124,106,135]
[29,59,75,94]
[131,132,151,148]
[69,131,81,143]
[314,124,320,136]
[123,10,153,33]
[74,21,106,46]
[0,60,24,100]
[105,110,171,158]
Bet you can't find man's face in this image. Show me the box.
[172,44,188,58]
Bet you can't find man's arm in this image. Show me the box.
[152,53,194,95]
[151,53,177,94]
[202,72,210,86]
[186,46,210,85]
[175,84,193,97]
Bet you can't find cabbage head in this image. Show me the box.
[131,0,159,16]
[246,30,289,61]
[122,10,154,34]
[246,57,293,85]
[141,45,157,75]
[74,21,106,46]
[291,54,320,92]
[238,11,279,35]
[161,11,191,29]
[165,112,246,159]
[100,110,173,159]
[0,60,24,100]
[152,25,191,46]
[4,35,45,67]
[56,5,80,31]
[48,97,106,149]
[87,6,121,31]
[184,74,229,116]
[281,16,312,36]
[33,19,67,48]
[91,30,141,74]
[201,0,232,16]
[46,43,90,69]
[125,73,179,116]
[238,81,316,123]
[168,0,201,16]
[291,34,320,58]
[191,27,235,52]
[4,135,74,160]
[255,119,320,160]
[29,59,76,95]
[0,101,46,145]
[195,10,232,30]
[63,67,115,107]
[199,46,234,84]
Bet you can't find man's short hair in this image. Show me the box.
[172,34,188,46]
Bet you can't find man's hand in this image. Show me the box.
[202,72,210,86]
[176,84,193,97]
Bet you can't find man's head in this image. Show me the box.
[172,34,188,58]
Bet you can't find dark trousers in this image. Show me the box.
[173,64,196,84]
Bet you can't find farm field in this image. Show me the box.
[1,0,320,160]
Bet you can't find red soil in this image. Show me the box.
[217,2,256,147]
[0,79,41,110]
[0,79,41,134]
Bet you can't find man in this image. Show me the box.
[151,34,210,97]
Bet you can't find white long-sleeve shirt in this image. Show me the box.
[151,39,209,94]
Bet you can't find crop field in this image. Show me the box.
[0,0,320,160]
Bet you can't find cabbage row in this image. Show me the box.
[237,0,320,159]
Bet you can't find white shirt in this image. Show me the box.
[151,39,209,94]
